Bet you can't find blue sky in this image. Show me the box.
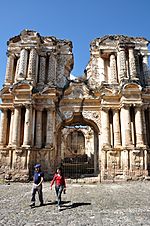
[0,0,150,89]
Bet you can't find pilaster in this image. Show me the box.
[14,58,20,82]
[144,149,148,170]
[118,48,127,81]
[23,105,32,146]
[101,108,110,147]
[143,55,150,85]
[5,53,15,85]
[18,49,28,80]
[8,110,14,146]
[128,48,137,80]
[38,55,46,84]
[134,106,144,146]
[47,53,56,85]
[45,108,53,148]
[0,109,8,146]
[35,109,43,148]
[141,107,148,145]
[110,54,117,83]
[120,105,132,147]
[97,57,105,83]
[12,106,21,146]
[27,48,38,83]
[113,109,121,147]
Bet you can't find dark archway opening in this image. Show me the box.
[57,113,99,179]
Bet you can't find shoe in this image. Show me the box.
[40,203,44,206]
[30,202,35,207]
[58,206,61,211]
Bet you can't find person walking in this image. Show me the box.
[50,167,66,211]
[30,164,44,207]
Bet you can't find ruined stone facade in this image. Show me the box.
[0,30,150,181]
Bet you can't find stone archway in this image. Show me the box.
[57,113,99,178]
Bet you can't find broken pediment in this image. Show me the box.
[64,82,91,99]
[122,83,142,92]
[43,37,57,45]
[11,81,32,93]
[40,87,56,96]
[101,87,118,96]
[43,37,73,52]
[20,30,41,44]
[90,35,149,52]
[8,29,41,45]
[0,87,10,96]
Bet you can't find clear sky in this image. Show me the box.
[0,0,150,89]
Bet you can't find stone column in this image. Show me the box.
[38,55,46,84]
[100,149,107,180]
[35,109,42,148]
[135,54,140,80]
[18,49,28,80]
[122,150,129,171]
[47,53,56,85]
[46,109,53,147]
[144,149,148,170]
[27,48,38,83]
[113,109,121,147]
[23,105,32,146]
[143,55,150,85]
[120,105,132,147]
[101,108,110,147]
[148,107,150,146]
[0,109,8,146]
[110,54,117,83]
[97,57,105,83]
[134,106,144,146]
[141,107,147,146]
[128,48,137,79]
[32,108,35,146]
[5,53,15,85]
[14,58,20,82]
[8,110,14,146]
[12,106,21,146]
[117,52,120,82]
[118,48,127,80]
[52,109,56,150]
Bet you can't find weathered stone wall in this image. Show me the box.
[0,31,150,182]
[0,30,73,181]
[86,35,150,180]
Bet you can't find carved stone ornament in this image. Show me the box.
[83,111,101,129]
[63,111,73,119]
[0,150,9,157]
[15,149,24,156]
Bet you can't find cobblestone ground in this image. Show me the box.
[1,180,150,226]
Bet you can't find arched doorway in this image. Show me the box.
[57,113,99,178]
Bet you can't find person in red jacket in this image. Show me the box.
[50,167,66,211]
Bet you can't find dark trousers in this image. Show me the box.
[55,185,64,206]
[31,184,43,204]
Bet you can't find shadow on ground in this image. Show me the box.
[60,202,91,211]
[30,200,91,211]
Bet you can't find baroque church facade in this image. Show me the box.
[0,30,150,181]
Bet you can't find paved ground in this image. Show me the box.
[1,180,150,226]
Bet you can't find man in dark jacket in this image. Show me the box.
[30,164,44,207]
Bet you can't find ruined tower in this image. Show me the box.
[0,30,150,181]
